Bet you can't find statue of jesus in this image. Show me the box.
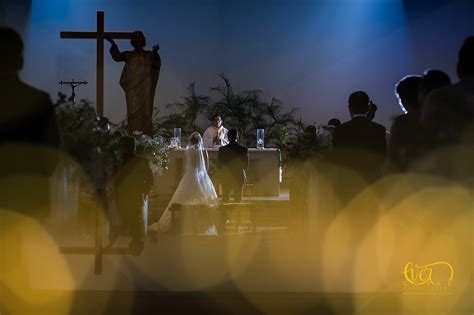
[105,31,161,135]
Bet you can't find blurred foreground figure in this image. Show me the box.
[421,36,474,150]
[419,37,474,180]
[0,26,61,313]
[0,27,60,218]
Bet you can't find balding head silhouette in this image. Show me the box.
[457,36,474,79]
[348,91,370,115]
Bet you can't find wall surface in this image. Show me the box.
[2,0,473,128]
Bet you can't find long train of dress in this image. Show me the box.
[150,140,219,235]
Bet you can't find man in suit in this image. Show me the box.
[113,136,153,254]
[421,36,474,151]
[217,128,248,203]
[389,75,422,172]
[0,27,61,310]
[332,91,386,205]
[419,37,474,179]
[0,27,61,218]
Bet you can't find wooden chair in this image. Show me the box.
[242,183,254,199]
[219,202,254,232]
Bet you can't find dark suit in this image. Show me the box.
[217,140,248,202]
[0,76,61,218]
[332,116,386,205]
[115,157,153,240]
[388,112,422,171]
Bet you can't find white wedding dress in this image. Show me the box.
[151,132,219,235]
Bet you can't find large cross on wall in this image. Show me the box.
[60,11,133,116]
[59,12,136,274]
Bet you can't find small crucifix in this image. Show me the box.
[59,79,88,104]
[60,11,133,116]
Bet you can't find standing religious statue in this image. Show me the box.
[105,31,161,135]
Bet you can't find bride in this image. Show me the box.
[151,132,219,235]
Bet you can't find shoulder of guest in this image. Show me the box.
[424,83,457,106]
[18,81,53,108]
[372,121,386,131]
[336,120,351,130]
[19,81,49,97]
[393,113,410,124]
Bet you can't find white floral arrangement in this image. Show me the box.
[130,131,173,173]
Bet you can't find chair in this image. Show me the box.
[219,202,254,232]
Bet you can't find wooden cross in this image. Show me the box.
[59,12,136,275]
[60,11,133,116]
[58,206,139,275]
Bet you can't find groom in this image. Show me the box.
[217,129,248,203]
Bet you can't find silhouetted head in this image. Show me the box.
[395,75,422,114]
[213,115,223,128]
[228,128,238,141]
[457,36,474,79]
[0,27,23,74]
[130,31,146,48]
[348,91,370,116]
[327,118,341,127]
[418,69,452,105]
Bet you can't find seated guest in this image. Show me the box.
[203,115,229,148]
[332,91,386,203]
[217,129,248,203]
[388,75,422,171]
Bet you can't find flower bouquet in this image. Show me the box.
[130,131,173,174]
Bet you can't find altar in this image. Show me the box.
[154,148,281,196]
